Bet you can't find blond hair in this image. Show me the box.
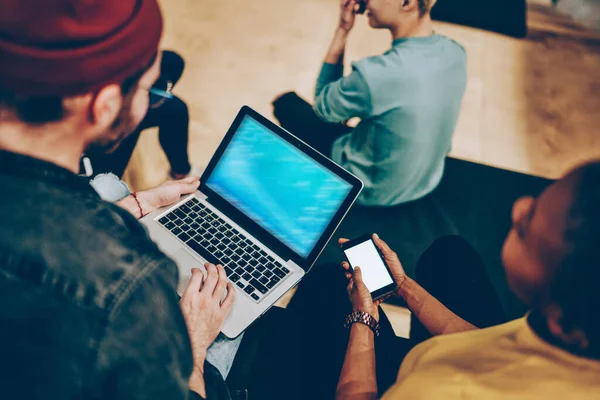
[418,0,437,15]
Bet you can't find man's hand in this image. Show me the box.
[339,234,407,298]
[136,176,200,216]
[339,0,359,32]
[180,264,235,369]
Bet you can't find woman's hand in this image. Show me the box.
[346,265,382,322]
[371,234,407,294]
[339,0,359,32]
[339,233,407,300]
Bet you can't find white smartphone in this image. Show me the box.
[341,234,397,300]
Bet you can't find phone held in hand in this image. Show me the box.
[341,234,397,300]
[355,0,367,14]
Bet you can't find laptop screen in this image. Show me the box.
[205,115,353,258]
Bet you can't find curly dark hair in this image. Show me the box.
[551,161,600,356]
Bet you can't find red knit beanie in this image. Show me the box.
[0,0,163,97]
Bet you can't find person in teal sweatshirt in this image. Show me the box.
[273,0,466,206]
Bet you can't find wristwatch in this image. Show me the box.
[344,310,380,336]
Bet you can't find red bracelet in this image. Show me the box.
[132,192,144,218]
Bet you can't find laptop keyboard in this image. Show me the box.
[158,197,291,302]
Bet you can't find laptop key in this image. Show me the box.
[230,273,240,283]
[225,266,233,276]
[174,209,186,219]
[214,250,224,259]
[190,222,200,230]
[259,276,269,285]
[258,256,268,264]
[177,232,190,242]
[243,285,254,295]
[264,270,273,278]
[252,270,261,279]
[171,227,182,235]
[180,204,191,214]
[234,266,245,275]
[207,245,217,253]
[251,293,260,301]
[189,212,198,219]
[166,212,177,221]
[271,275,281,284]
[243,273,252,281]
[165,222,175,230]
[186,239,220,265]
[236,281,245,289]
[266,280,276,289]
[249,279,268,294]
[159,216,169,225]
[280,266,290,274]
[257,264,266,272]
[210,238,219,246]
[273,268,286,278]
[222,256,231,264]
[231,254,241,262]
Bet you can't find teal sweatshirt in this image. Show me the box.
[314,34,467,206]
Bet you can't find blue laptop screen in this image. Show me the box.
[205,115,353,258]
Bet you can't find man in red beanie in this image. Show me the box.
[0,1,235,399]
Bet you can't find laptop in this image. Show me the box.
[141,106,363,338]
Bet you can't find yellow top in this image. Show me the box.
[382,318,600,399]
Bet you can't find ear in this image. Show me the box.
[401,0,418,11]
[90,84,123,129]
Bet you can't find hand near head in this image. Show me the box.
[136,176,200,216]
[179,264,235,369]
[339,233,407,298]
[339,0,359,32]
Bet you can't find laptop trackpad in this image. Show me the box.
[172,248,205,296]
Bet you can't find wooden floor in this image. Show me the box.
[123,0,600,335]
[125,0,600,190]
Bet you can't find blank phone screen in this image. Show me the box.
[344,240,394,293]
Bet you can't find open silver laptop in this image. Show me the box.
[141,106,363,338]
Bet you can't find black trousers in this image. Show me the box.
[272,92,351,157]
[250,236,507,400]
[87,50,191,178]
